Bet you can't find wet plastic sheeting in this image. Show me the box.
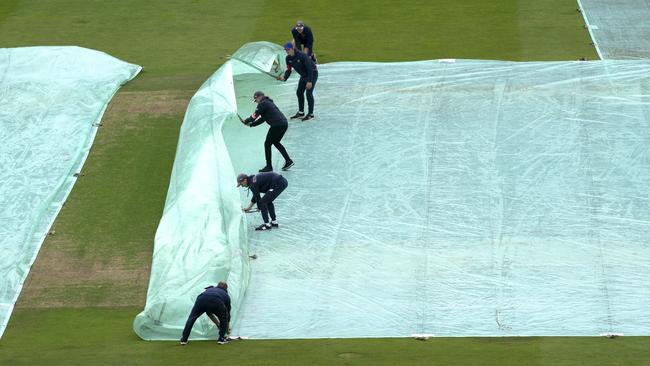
[133,42,285,340]
[0,47,140,338]
[580,0,650,59]
[229,58,650,337]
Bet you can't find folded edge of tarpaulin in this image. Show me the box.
[133,41,284,340]
[0,46,141,339]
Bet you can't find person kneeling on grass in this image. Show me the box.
[237,172,288,231]
[180,281,231,345]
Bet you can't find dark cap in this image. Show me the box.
[253,91,264,100]
[296,20,304,27]
[236,173,248,187]
[283,42,294,50]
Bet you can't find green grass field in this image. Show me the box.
[3,0,648,365]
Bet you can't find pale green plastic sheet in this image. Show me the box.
[138,42,650,339]
[0,46,140,338]
[231,58,650,338]
[133,42,283,340]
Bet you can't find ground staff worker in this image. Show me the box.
[238,172,288,231]
[180,282,231,345]
[239,91,294,172]
[278,42,318,122]
[291,20,316,62]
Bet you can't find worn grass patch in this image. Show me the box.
[16,90,185,309]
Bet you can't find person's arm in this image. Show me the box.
[242,113,255,125]
[207,313,221,327]
[242,201,255,212]
[248,114,266,127]
[291,28,300,48]
[304,27,314,53]
[279,56,292,81]
[244,105,266,127]
[237,114,248,126]
[225,296,231,320]
[251,187,261,206]
[249,182,260,205]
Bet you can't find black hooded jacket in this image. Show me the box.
[283,50,317,82]
[291,25,314,50]
[243,97,288,127]
[247,172,286,204]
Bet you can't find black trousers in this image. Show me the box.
[180,294,229,342]
[258,176,288,223]
[297,72,318,115]
[264,125,291,168]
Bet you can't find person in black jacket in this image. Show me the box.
[291,20,316,62]
[278,42,318,122]
[237,172,288,231]
[180,281,231,345]
[239,91,294,172]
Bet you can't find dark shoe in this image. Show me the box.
[281,160,294,171]
[217,338,229,345]
[255,223,272,231]
[301,114,314,121]
[290,112,304,119]
[258,166,273,172]
[270,221,279,228]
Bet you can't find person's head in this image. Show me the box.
[253,90,265,103]
[284,42,295,56]
[236,173,249,187]
[295,20,305,33]
[217,281,228,290]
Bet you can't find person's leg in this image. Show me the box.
[207,313,220,327]
[262,178,287,227]
[306,46,317,62]
[205,300,229,342]
[180,298,206,343]
[262,179,287,205]
[257,197,270,224]
[263,129,274,169]
[296,78,307,113]
[270,125,291,162]
[306,73,318,116]
[214,302,229,342]
[275,176,288,195]
[268,202,276,222]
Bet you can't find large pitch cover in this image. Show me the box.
[137,42,650,339]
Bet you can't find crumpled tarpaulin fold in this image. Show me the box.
[133,42,284,340]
